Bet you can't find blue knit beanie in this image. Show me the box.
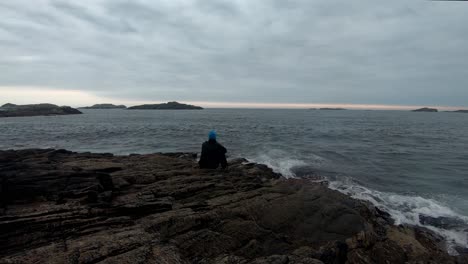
[208,130,217,140]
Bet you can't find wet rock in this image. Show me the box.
[0,149,461,263]
[420,214,467,230]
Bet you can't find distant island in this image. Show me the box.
[412,107,438,112]
[0,103,82,118]
[319,108,347,111]
[452,110,468,113]
[79,104,127,109]
[128,101,203,110]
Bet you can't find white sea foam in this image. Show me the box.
[329,178,468,255]
[248,149,307,178]
[248,151,468,254]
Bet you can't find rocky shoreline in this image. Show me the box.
[0,149,466,264]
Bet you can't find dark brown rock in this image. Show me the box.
[0,149,461,263]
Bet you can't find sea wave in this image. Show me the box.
[328,178,468,254]
[250,152,468,255]
[247,149,308,178]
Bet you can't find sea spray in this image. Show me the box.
[329,178,468,255]
[249,151,468,255]
[247,149,308,178]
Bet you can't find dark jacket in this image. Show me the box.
[199,139,228,169]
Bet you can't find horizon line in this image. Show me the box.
[2,100,466,111]
[184,101,467,110]
[1,87,467,111]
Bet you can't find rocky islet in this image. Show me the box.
[127,101,203,110]
[79,104,127,109]
[0,103,82,118]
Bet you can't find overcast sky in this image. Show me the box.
[1,0,467,108]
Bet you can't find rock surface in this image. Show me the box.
[79,104,127,109]
[0,149,464,263]
[0,103,82,117]
[128,101,203,110]
[412,107,438,112]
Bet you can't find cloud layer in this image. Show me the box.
[1,0,467,106]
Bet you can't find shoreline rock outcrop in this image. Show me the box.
[0,149,465,263]
[0,103,82,117]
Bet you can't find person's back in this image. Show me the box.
[199,130,228,169]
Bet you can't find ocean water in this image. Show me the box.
[1,109,467,252]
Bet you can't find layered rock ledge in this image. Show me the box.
[0,149,465,264]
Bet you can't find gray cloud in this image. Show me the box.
[1,0,467,106]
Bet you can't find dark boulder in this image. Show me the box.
[420,214,468,230]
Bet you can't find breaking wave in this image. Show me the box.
[328,178,468,255]
[251,151,468,255]
[247,149,308,178]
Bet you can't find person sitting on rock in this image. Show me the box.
[199,130,228,169]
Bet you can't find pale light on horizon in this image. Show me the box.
[0,87,465,111]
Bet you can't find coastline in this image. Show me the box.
[0,149,466,263]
